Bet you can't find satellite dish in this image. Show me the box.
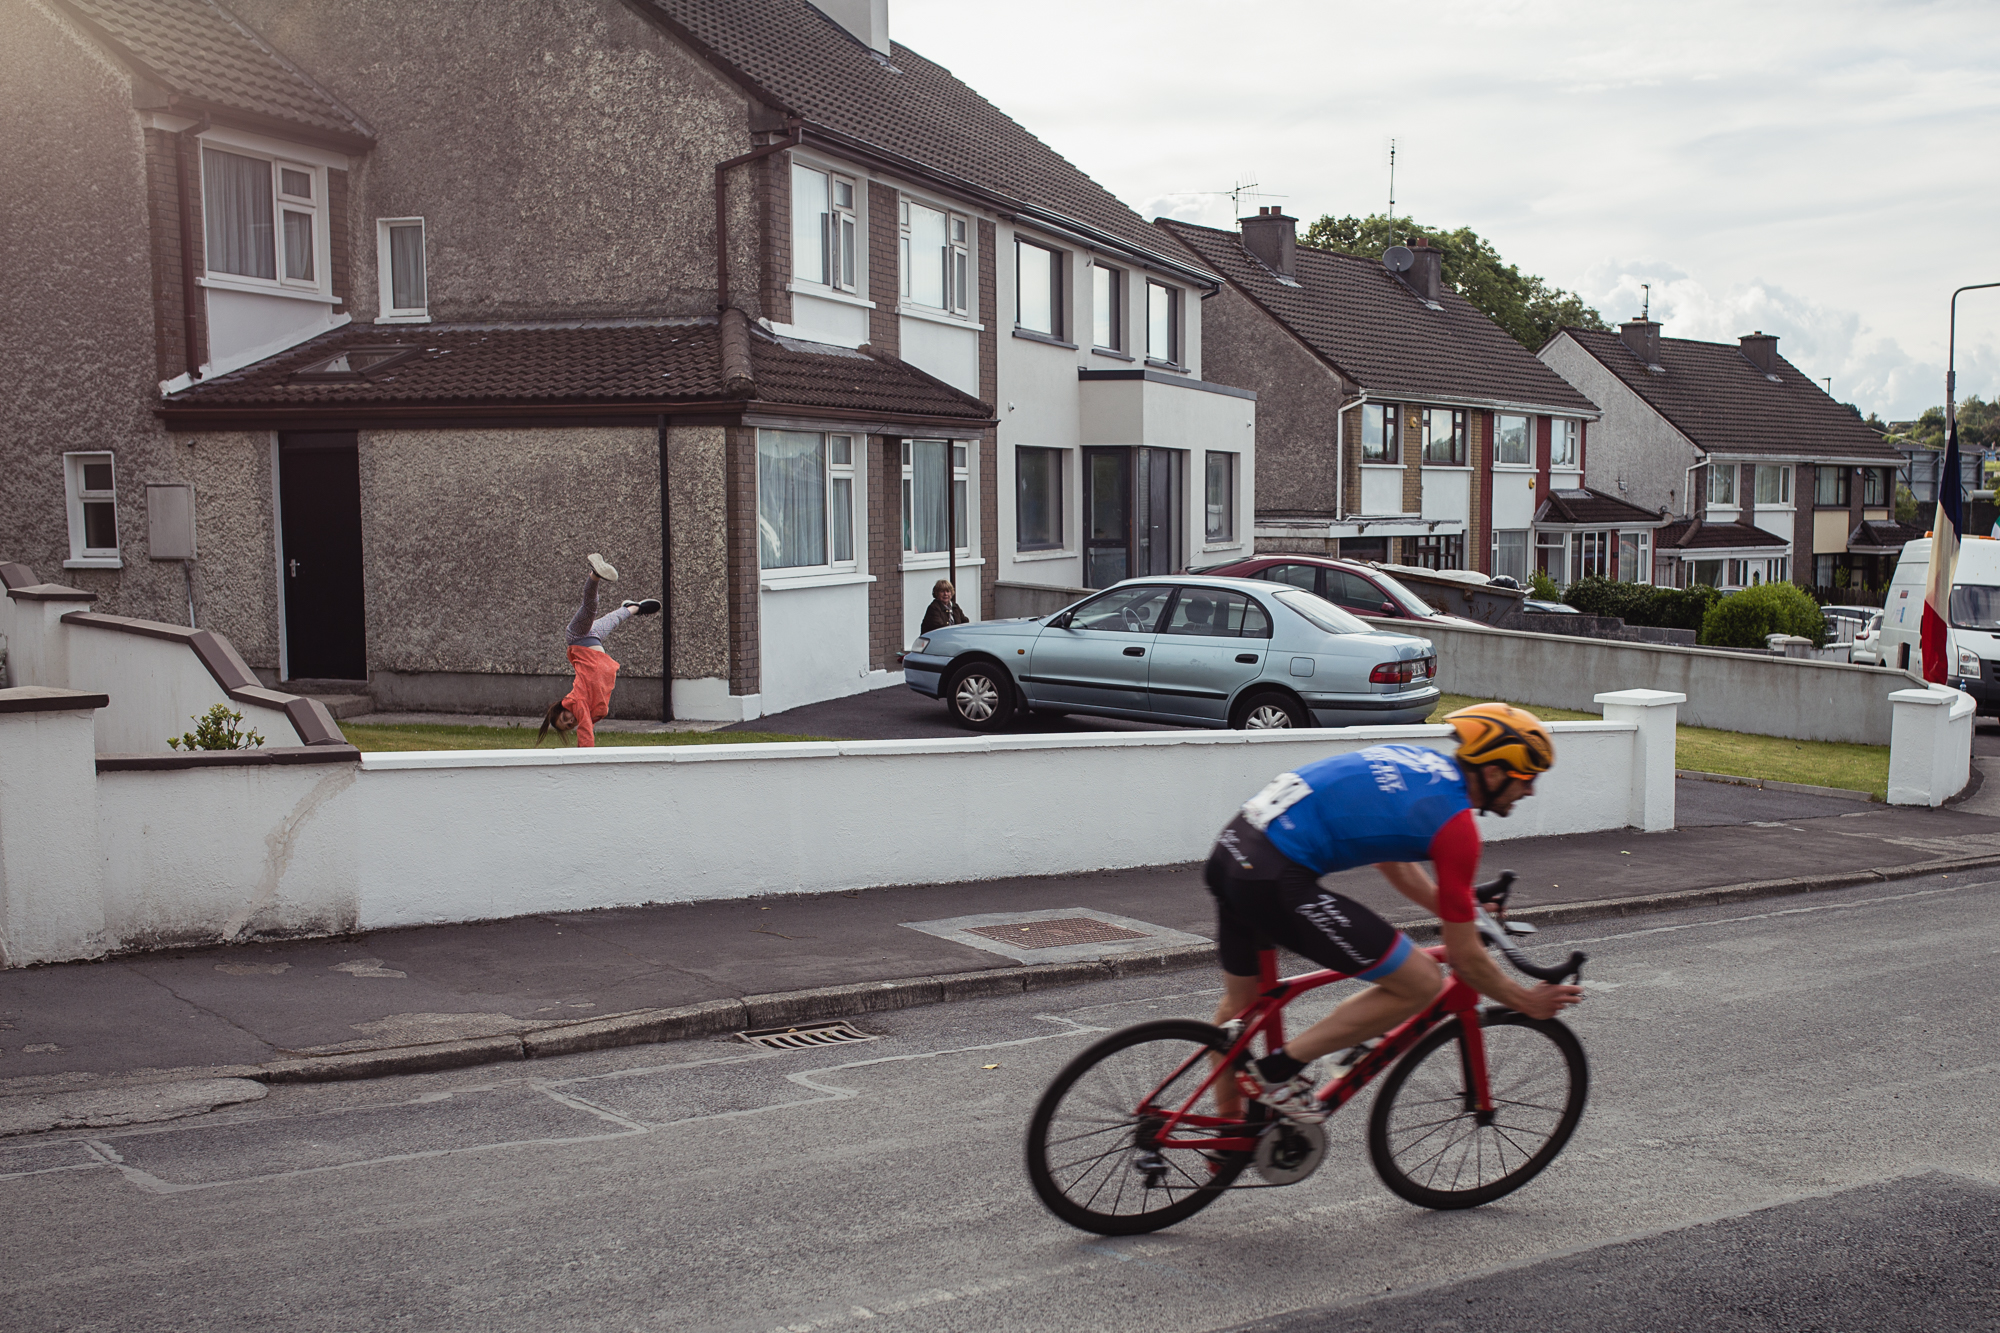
[1383,245,1415,273]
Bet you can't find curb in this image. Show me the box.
[12,856,2000,1097]
[1675,769,1877,803]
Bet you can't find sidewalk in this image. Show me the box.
[5,776,2000,1107]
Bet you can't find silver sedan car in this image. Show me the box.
[903,575,1440,731]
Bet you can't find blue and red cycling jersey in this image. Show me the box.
[1245,744,1482,923]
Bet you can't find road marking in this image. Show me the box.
[1552,882,1980,949]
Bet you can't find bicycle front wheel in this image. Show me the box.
[1025,1019,1253,1235]
[1367,1010,1587,1209]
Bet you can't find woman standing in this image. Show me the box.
[537,554,660,747]
[920,579,970,635]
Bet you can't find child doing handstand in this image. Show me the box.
[537,554,660,747]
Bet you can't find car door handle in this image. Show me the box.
[1235,653,1259,664]
[1123,646,1145,657]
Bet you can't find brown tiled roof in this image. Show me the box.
[1157,220,1598,414]
[55,0,371,143]
[1656,518,1788,552]
[1559,329,1899,462]
[1849,519,1924,550]
[1535,488,1668,528]
[158,318,992,421]
[641,0,1209,279]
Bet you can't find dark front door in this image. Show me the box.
[1134,447,1182,577]
[279,432,367,681]
[1084,448,1131,589]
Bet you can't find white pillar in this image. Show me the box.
[1595,688,1685,832]
[0,591,90,690]
[1887,684,1975,807]
[0,688,106,966]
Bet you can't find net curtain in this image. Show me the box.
[758,431,827,569]
[202,148,275,280]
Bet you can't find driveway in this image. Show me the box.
[722,682,1180,741]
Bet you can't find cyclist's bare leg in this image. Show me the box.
[1210,973,1264,1119]
[1282,949,1443,1064]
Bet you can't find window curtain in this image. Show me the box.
[908,205,947,308]
[390,224,426,309]
[203,148,274,279]
[758,431,826,568]
[909,439,950,552]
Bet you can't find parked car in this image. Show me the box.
[1521,598,1580,615]
[1194,554,1480,627]
[904,575,1440,731]
[1849,611,1885,666]
[1819,603,1879,647]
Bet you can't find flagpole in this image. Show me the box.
[1924,283,2000,684]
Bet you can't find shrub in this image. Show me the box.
[1562,575,1719,630]
[1698,582,1829,649]
[1527,570,1563,601]
[168,703,266,751]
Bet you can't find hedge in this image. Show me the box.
[1697,581,1830,648]
[1562,575,1722,631]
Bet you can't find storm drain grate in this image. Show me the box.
[736,1021,877,1051]
[964,916,1150,950]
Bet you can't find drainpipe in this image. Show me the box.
[713,122,803,312]
[1338,390,1368,528]
[657,413,675,722]
[175,115,211,380]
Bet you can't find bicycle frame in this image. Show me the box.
[1138,945,1490,1155]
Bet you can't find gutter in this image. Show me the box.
[713,123,803,312]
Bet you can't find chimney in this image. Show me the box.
[1239,207,1297,277]
[1405,236,1441,302]
[1739,330,1779,374]
[810,0,890,55]
[1620,318,1662,367]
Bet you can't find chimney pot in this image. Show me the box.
[1239,209,1298,278]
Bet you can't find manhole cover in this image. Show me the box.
[736,1021,876,1051]
[963,917,1150,949]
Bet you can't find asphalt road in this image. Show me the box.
[2,874,1996,1332]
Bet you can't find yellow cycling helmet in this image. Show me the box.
[1445,702,1554,780]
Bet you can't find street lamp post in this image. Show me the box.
[1949,282,2000,441]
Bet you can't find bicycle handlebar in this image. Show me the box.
[1471,869,1585,984]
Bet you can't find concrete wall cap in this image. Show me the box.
[5,584,97,602]
[1887,686,1959,707]
[1594,689,1689,707]
[0,686,110,714]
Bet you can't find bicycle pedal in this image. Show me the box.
[1131,1150,1169,1189]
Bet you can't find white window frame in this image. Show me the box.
[1491,529,1530,585]
[1754,464,1793,508]
[1618,530,1653,584]
[903,439,971,557]
[1494,413,1533,467]
[756,429,860,574]
[1015,237,1064,338]
[1707,462,1738,507]
[1205,451,1237,544]
[792,160,862,295]
[1092,262,1123,351]
[198,140,326,297]
[1552,418,1579,469]
[899,195,970,316]
[63,451,121,569]
[1146,281,1180,365]
[376,217,429,323]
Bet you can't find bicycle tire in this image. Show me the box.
[1366,1010,1587,1210]
[1025,1019,1254,1234]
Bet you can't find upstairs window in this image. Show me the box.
[1016,239,1062,337]
[1815,465,1850,507]
[1754,465,1792,506]
[1552,418,1579,468]
[64,451,119,566]
[1863,467,1888,506]
[1422,408,1467,465]
[1092,263,1123,350]
[1495,413,1532,466]
[901,199,969,314]
[203,146,319,290]
[1362,403,1400,463]
[1707,462,1738,506]
[1146,281,1180,364]
[792,162,859,292]
[377,218,428,321]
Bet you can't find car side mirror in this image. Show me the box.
[1382,602,1397,616]
[1048,612,1071,629]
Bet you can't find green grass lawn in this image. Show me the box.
[338,722,827,752]
[1427,693,1889,799]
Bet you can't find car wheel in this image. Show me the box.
[944,662,1014,731]
[1231,690,1306,730]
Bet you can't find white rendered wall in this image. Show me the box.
[204,287,342,371]
[787,290,871,350]
[1360,466,1403,516]
[757,580,874,715]
[900,315,979,396]
[1421,468,1471,524]
[63,624,295,752]
[0,701,106,966]
[1491,469,1539,529]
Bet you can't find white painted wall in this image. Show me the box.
[1491,469,1539,529]
[1360,466,1403,516]
[900,314,979,396]
[1887,684,1975,806]
[1422,468,1471,523]
[758,579,875,715]
[64,624,295,753]
[0,698,106,966]
[787,290,871,350]
[204,287,342,371]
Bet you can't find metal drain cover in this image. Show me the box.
[736,1021,876,1051]
[964,916,1149,949]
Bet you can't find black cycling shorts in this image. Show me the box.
[1202,815,1413,981]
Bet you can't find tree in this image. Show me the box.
[1297,213,1610,350]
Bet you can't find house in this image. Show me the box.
[2,0,1252,721]
[1157,215,1656,584]
[1541,322,1908,594]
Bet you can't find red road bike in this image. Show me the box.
[1026,874,1589,1234]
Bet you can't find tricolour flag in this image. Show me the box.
[1921,418,1965,684]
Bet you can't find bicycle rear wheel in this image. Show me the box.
[1025,1019,1254,1235]
[1367,1010,1587,1209]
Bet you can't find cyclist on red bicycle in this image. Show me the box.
[1207,701,1583,1122]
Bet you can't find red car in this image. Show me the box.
[1195,555,1474,626]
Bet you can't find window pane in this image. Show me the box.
[1240,598,1273,638]
[792,164,828,283]
[908,439,949,552]
[953,247,968,312]
[758,430,826,569]
[82,500,117,550]
[1017,241,1053,333]
[833,178,853,209]
[830,435,852,465]
[1496,414,1530,465]
[203,148,274,279]
[1163,589,1251,637]
[390,224,426,310]
[1070,585,1172,632]
[82,462,113,491]
[1093,266,1115,348]
[1205,452,1233,541]
[282,210,314,282]
[1147,283,1173,360]
[1261,563,1317,591]
[954,478,967,548]
[1493,530,1528,584]
[830,476,853,563]
[1017,447,1062,549]
[908,204,946,308]
[840,215,855,288]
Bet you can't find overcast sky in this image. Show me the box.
[894,0,2000,424]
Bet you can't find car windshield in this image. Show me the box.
[1273,588,1372,635]
[1368,570,1439,615]
[1950,585,2000,630]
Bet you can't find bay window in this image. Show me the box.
[202,145,319,290]
[904,439,969,554]
[792,162,859,292]
[1618,531,1652,583]
[1495,414,1531,465]
[757,430,857,570]
[1361,403,1399,463]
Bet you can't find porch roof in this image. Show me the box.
[1534,487,1669,529]
[1656,518,1789,554]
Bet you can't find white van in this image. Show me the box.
[1879,536,2000,712]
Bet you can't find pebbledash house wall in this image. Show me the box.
[1195,280,1344,520]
